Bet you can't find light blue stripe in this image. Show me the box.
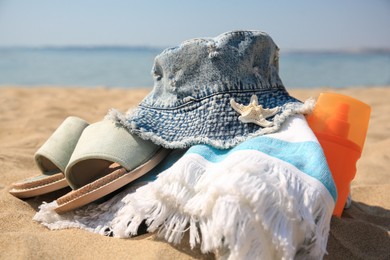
[187,137,337,201]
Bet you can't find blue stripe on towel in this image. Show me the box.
[187,136,337,201]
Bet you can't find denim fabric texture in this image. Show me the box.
[109,30,313,149]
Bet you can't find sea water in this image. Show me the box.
[0,47,389,88]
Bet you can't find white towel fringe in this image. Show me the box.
[112,151,333,260]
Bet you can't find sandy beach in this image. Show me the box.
[0,85,389,259]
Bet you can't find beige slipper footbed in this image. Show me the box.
[10,173,68,198]
[55,149,169,214]
[54,120,170,214]
[9,117,89,198]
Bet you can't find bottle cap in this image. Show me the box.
[307,92,371,152]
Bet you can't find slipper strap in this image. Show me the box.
[65,120,160,189]
[34,116,89,175]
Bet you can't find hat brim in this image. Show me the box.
[112,88,312,149]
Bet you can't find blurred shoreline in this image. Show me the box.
[1,47,389,88]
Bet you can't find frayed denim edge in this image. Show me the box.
[105,99,315,150]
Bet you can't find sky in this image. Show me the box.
[0,0,389,51]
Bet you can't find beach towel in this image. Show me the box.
[34,114,337,259]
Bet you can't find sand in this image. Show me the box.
[0,86,389,259]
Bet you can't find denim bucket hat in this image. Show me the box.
[108,30,314,149]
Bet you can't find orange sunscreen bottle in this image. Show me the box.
[306,93,371,217]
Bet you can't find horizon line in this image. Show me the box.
[1,45,390,54]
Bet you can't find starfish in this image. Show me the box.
[230,95,279,127]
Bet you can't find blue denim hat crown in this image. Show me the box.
[108,30,313,149]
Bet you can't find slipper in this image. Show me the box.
[54,120,170,214]
[9,116,89,198]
